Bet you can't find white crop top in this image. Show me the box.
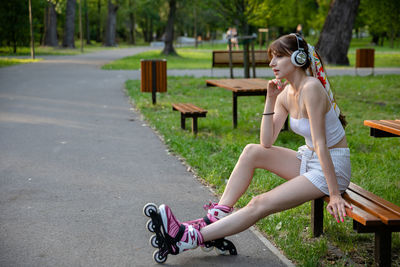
[290,106,345,148]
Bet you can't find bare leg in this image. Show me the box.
[201,175,325,242]
[219,144,301,207]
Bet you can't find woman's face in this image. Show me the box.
[269,52,295,79]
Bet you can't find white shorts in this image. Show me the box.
[296,145,351,195]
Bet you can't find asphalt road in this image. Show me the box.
[0,48,291,267]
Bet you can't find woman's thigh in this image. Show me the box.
[244,144,301,181]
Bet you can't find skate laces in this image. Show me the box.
[203,201,218,211]
[203,202,233,213]
[203,201,233,220]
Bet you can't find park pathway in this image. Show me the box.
[0,48,291,267]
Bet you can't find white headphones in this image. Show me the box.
[290,33,308,67]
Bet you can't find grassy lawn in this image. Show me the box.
[103,37,400,70]
[125,75,400,266]
[0,40,148,57]
[0,41,148,68]
[0,57,42,68]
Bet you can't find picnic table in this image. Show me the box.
[206,78,268,128]
[364,119,400,137]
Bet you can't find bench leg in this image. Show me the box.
[192,117,198,134]
[375,229,391,267]
[233,92,238,128]
[180,114,186,130]
[311,198,324,237]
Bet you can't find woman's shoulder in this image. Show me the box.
[302,77,326,96]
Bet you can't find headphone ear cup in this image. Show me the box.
[291,51,301,67]
[291,50,307,67]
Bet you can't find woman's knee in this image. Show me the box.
[240,144,271,163]
[246,194,272,218]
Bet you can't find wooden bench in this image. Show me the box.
[311,182,400,266]
[211,50,269,78]
[172,103,207,134]
[212,50,269,68]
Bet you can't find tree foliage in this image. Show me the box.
[0,0,399,52]
[358,0,400,47]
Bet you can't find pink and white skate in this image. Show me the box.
[159,204,203,253]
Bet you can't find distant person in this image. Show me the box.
[296,24,303,37]
[226,27,239,50]
[150,33,351,259]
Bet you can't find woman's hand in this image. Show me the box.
[326,194,353,223]
[267,79,287,98]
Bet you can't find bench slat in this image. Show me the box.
[172,103,207,115]
[348,182,400,217]
[344,190,400,225]
[323,195,382,226]
[212,50,270,67]
[364,120,400,136]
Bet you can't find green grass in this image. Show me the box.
[0,40,148,57]
[0,57,42,68]
[125,75,400,266]
[0,41,148,67]
[102,49,213,70]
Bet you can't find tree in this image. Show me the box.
[213,0,261,77]
[316,0,360,65]
[84,0,91,44]
[0,1,30,53]
[127,0,136,44]
[162,0,177,55]
[44,0,58,47]
[104,0,119,46]
[358,0,400,47]
[62,0,76,48]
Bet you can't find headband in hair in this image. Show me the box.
[307,44,340,117]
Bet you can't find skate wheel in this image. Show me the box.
[146,219,156,233]
[201,246,213,252]
[150,234,160,248]
[153,250,167,264]
[143,203,158,217]
[215,247,229,255]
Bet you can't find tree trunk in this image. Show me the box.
[42,5,47,46]
[128,0,135,45]
[96,0,102,42]
[62,0,76,48]
[44,1,58,47]
[194,5,197,48]
[162,0,177,55]
[84,0,91,44]
[104,0,118,46]
[316,0,360,65]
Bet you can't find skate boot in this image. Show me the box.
[143,203,203,264]
[186,202,233,229]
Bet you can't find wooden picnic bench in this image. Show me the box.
[311,182,400,266]
[172,103,207,134]
[212,50,270,68]
[212,50,269,78]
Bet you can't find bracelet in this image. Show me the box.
[262,112,275,116]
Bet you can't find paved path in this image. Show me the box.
[0,48,291,267]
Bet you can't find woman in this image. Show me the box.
[155,33,352,255]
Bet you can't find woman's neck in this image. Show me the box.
[286,69,307,92]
